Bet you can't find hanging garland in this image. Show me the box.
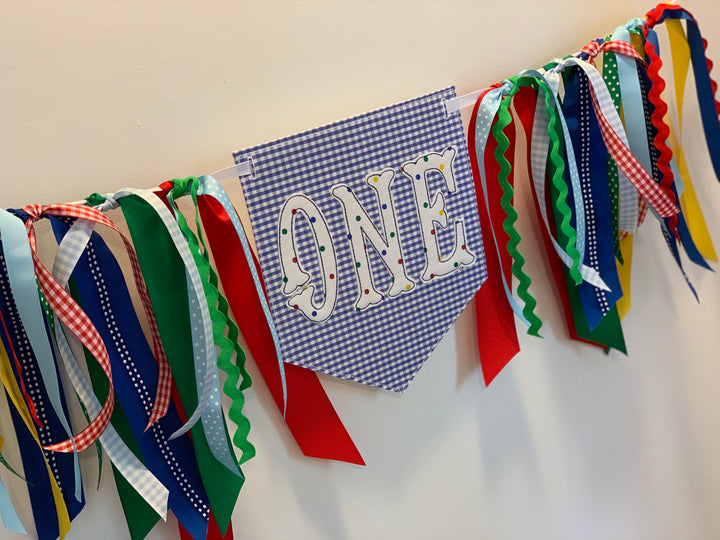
[0,3,718,539]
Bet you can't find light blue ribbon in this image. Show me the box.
[611,23,650,230]
[0,209,81,502]
[0,472,26,534]
[195,175,288,415]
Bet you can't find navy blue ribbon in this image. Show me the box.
[562,67,623,330]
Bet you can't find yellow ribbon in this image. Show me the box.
[616,235,634,320]
[667,18,717,261]
[0,340,71,539]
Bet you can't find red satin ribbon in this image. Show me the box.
[194,193,364,465]
[179,511,234,540]
[468,88,521,385]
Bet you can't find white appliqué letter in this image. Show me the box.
[331,169,415,312]
[277,194,338,322]
[401,147,476,281]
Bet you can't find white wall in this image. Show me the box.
[2,1,720,539]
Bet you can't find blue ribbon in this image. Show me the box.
[0,472,25,534]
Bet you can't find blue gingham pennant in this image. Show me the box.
[233,87,487,392]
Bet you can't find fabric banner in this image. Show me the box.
[234,87,487,392]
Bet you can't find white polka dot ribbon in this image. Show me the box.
[547,57,679,219]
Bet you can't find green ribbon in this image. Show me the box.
[601,46,624,263]
[117,193,242,534]
[167,178,255,465]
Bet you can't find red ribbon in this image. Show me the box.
[468,88,521,385]
[179,511,234,540]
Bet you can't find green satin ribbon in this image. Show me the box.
[117,194,242,534]
[167,178,255,465]
[0,449,27,483]
[601,47,624,263]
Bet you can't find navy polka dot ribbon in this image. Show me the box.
[0,240,84,540]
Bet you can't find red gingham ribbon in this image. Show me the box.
[22,203,171,451]
[583,77,679,219]
[40,203,171,429]
[581,40,648,68]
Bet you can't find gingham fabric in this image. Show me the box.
[233,87,487,392]
[554,58,679,218]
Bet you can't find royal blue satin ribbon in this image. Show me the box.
[652,9,720,181]
[48,216,212,540]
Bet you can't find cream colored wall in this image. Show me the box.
[2,1,720,539]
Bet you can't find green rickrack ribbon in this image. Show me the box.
[490,79,543,336]
[167,177,255,465]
